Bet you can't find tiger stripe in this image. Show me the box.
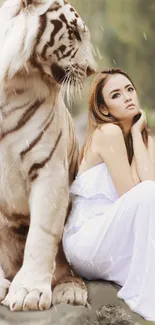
[54,46,74,61]
[0,205,30,222]
[20,111,55,160]
[13,89,25,95]
[41,20,63,59]
[1,99,44,140]
[30,14,47,73]
[2,101,30,119]
[28,130,62,182]
[11,224,29,237]
[40,107,55,129]
[70,49,78,59]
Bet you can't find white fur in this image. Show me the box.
[0,0,96,311]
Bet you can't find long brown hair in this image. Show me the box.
[79,68,149,165]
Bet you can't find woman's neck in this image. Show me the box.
[120,120,132,139]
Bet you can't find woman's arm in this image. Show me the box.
[131,155,140,185]
[131,131,155,181]
[131,110,155,181]
[94,124,140,197]
[147,135,155,165]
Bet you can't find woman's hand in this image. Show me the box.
[131,109,147,134]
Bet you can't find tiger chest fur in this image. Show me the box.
[0,92,72,279]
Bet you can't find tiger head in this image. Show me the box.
[0,0,97,93]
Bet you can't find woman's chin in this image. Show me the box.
[128,108,140,117]
[124,109,140,123]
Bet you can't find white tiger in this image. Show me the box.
[0,0,96,311]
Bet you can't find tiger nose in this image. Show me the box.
[86,66,96,77]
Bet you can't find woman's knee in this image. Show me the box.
[128,180,155,203]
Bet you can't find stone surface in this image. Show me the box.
[0,281,153,324]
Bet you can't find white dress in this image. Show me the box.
[62,162,155,321]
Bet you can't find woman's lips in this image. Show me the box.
[126,103,135,109]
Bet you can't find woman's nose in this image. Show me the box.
[124,92,131,102]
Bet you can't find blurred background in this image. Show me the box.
[70,0,155,147]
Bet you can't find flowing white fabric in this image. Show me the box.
[62,162,155,321]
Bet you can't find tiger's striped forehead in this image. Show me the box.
[47,1,86,32]
[0,0,96,85]
[36,0,89,63]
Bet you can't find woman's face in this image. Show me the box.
[102,74,140,122]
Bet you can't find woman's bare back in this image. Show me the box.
[78,130,103,176]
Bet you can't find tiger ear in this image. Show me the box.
[22,0,33,8]
[21,0,64,10]
[22,0,47,8]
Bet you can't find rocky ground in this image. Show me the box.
[0,281,152,325]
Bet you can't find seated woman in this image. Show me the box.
[62,68,155,322]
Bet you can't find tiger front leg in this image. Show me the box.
[2,168,69,311]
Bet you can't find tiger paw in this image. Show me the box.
[2,287,52,311]
[52,282,88,306]
[1,267,52,311]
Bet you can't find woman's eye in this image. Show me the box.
[128,86,134,92]
[112,93,120,99]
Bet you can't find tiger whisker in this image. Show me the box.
[59,65,84,108]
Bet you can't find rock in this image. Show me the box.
[0,281,147,325]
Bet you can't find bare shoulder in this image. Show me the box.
[92,123,126,161]
[92,123,136,196]
[93,123,123,144]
